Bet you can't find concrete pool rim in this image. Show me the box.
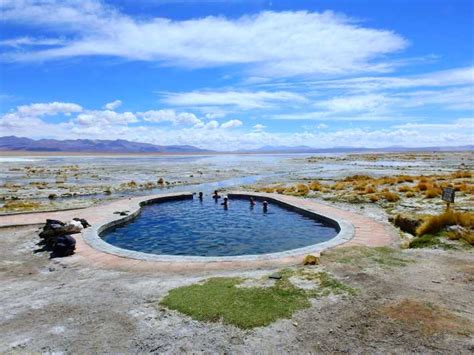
[82,191,355,262]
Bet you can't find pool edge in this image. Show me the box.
[82,191,355,263]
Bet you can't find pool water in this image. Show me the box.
[101,197,338,257]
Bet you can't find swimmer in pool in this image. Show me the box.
[262,200,268,213]
[221,196,229,210]
[213,190,221,199]
[249,197,256,208]
[198,191,203,200]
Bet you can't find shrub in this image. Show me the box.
[383,191,400,202]
[416,210,474,236]
[405,191,416,198]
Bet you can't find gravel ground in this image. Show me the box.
[1,225,473,353]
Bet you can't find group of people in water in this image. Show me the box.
[197,190,268,212]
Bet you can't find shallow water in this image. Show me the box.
[101,196,338,256]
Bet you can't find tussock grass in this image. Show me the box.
[1,199,41,211]
[424,188,441,199]
[417,182,429,191]
[416,210,474,236]
[365,185,377,194]
[309,181,323,191]
[295,183,310,195]
[398,185,412,193]
[383,191,400,202]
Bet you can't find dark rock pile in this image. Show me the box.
[37,218,90,258]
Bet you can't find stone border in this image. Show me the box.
[82,191,355,262]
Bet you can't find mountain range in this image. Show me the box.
[0,136,472,154]
[0,136,211,153]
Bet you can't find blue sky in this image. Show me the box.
[0,0,473,150]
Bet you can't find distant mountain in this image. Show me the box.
[0,136,472,154]
[237,145,474,154]
[0,136,212,153]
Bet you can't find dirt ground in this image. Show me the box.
[1,225,473,353]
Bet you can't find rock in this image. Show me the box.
[114,211,129,216]
[46,219,65,226]
[48,193,57,200]
[303,254,320,265]
[65,220,83,233]
[51,235,76,258]
[268,273,282,280]
[72,218,91,228]
[447,225,466,233]
[400,240,410,249]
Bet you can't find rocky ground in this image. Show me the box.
[1,225,472,353]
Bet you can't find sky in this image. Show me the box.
[0,0,473,151]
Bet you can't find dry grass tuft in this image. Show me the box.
[398,185,412,193]
[258,187,275,193]
[343,175,372,182]
[365,185,377,194]
[369,194,379,203]
[295,184,310,195]
[417,182,428,191]
[1,199,41,211]
[383,191,400,202]
[424,188,441,199]
[308,181,323,191]
[452,170,472,179]
[416,210,474,236]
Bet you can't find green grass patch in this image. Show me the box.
[409,233,456,250]
[160,270,355,329]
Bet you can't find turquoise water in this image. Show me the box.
[101,196,338,256]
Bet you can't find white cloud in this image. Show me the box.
[315,94,393,114]
[138,109,202,126]
[75,110,137,126]
[311,66,474,92]
[253,124,266,131]
[0,36,66,47]
[104,99,122,110]
[161,90,306,109]
[220,119,242,129]
[1,1,408,77]
[16,102,82,117]
[203,120,219,130]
